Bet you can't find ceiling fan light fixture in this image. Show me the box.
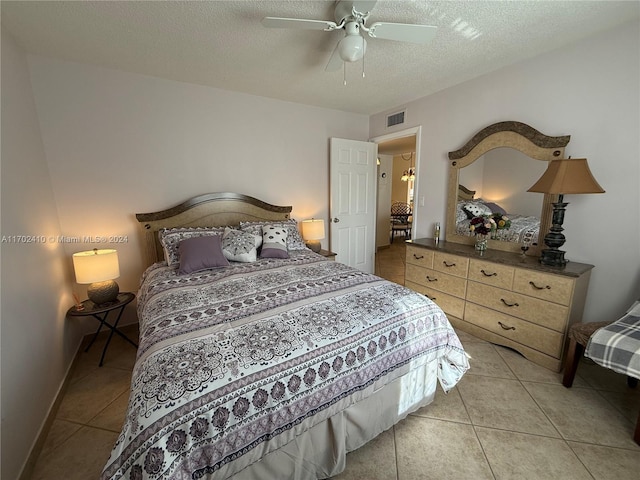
[338,34,367,62]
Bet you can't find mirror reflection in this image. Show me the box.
[446,121,570,254]
[456,148,547,245]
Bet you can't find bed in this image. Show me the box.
[454,185,540,245]
[101,192,469,480]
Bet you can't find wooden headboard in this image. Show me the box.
[136,192,292,267]
[458,184,476,201]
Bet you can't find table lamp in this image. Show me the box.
[73,248,120,304]
[301,219,325,253]
[528,158,604,267]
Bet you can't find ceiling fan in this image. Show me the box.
[262,0,437,75]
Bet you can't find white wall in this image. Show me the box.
[26,57,370,303]
[376,154,393,247]
[0,30,78,480]
[370,21,640,323]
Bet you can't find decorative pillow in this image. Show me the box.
[260,225,289,259]
[221,227,262,263]
[462,202,492,219]
[159,227,225,267]
[177,235,229,274]
[456,202,468,223]
[483,201,508,216]
[239,219,307,251]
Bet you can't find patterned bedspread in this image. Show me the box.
[102,251,469,479]
[456,213,539,245]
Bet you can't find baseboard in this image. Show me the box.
[18,337,85,480]
[18,323,139,480]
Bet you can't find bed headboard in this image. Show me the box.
[136,192,293,267]
[458,184,476,201]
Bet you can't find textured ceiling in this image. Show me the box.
[2,1,638,115]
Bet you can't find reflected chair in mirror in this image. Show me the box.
[390,201,412,242]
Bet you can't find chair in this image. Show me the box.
[390,202,412,242]
[563,321,639,389]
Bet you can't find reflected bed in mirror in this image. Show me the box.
[446,121,570,254]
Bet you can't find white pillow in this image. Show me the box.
[221,227,262,263]
[462,202,492,218]
[239,219,307,251]
[260,225,289,259]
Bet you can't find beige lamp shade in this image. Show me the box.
[301,219,326,241]
[73,249,120,284]
[528,158,605,194]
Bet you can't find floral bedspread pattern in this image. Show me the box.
[102,251,468,479]
[456,213,539,245]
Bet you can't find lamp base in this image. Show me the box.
[539,248,567,267]
[306,240,321,253]
[88,280,119,305]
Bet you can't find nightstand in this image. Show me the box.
[319,249,337,261]
[66,292,138,366]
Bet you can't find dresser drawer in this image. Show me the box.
[464,303,564,358]
[406,245,434,269]
[405,264,467,298]
[433,252,469,278]
[466,282,568,332]
[513,270,574,306]
[406,281,465,319]
[468,260,514,289]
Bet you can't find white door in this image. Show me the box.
[329,137,378,273]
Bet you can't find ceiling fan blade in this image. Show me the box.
[325,42,344,72]
[261,17,338,31]
[367,22,437,44]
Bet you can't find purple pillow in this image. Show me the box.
[177,235,229,274]
[483,202,508,215]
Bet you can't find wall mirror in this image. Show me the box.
[446,121,570,254]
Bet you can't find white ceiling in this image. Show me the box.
[2,1,638,115]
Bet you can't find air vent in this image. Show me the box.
[386,111,405,127]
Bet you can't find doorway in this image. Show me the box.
[371,126,421,251]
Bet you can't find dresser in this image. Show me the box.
[405,239,593,371]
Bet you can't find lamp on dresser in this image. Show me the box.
[72,248,120,304]
[301,218,325,253]
[528,157,604,267]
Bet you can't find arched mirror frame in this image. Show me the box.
[446,121,570,255]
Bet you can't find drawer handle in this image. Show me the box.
[498,321,516,331]
[425,276,438,282]
[529,281,551,290]
[443,261,456,267]
[480,269,497,277]
[500,298,519,307]
[413,254,424,260]
[424,294,436,301]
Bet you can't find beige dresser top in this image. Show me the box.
[408,238,593,278]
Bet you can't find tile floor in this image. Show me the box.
[27,241,640,479]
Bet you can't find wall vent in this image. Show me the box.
[386,111,405,128]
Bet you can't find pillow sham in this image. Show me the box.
[260,225,289,259]
[177,235,229,274]
[482,201,508,216]
[159,227,225,267]
[221,227,262,263]
[239,219,307,251]
[462,202,493,219]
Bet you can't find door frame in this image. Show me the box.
[370,126,422,241]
